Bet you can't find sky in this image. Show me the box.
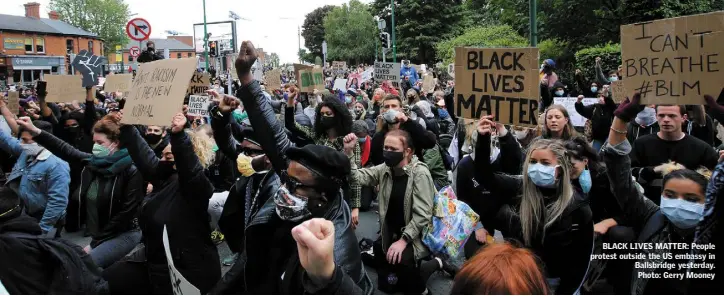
[5,0,373,63]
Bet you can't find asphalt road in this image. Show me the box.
[61,203,454,295]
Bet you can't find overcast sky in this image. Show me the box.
[5,0,373,63]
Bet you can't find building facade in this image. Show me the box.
[0,2,104,86]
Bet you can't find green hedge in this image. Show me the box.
[574,43,621,83]
[435,25,528,65]
[538,39,568,64]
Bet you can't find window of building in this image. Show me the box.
[187,53,192,58]
[129,55,134,62]
[88,41,94,54]
[66,39,74,54]
[25,38,34,53]
[177,53,182,59]
[35,38,45,53]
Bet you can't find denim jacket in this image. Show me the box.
[0,130,70,232]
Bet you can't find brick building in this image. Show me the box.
[0,2,104,86]
[107,37,196,73]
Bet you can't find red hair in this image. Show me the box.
[451,242,549,295]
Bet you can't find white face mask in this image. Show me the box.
[20,143,44,156]
[513,129,529,140]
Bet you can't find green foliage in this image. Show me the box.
[435,25,528,65]
[302,5,336,59]
[314,56,323,66]
[538,39,568,63]
[323,0,377,64]
[268,53,280,68]
[574,43,621,83]
[297,49,315,64]
[50,0,130,55]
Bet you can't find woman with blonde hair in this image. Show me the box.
[102,112,221,294]
[540,104,578,141]
[472,116,594,294]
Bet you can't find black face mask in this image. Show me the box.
[65,126,80,137]
[156,161,176,180]
[318,116,336,130]
[145,133,162,145]
[383,150,404,168]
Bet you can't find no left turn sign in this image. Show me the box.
[126,18,152,41]
[130,46,141,58]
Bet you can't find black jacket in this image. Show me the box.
[34,131,144,246]
[574,96,616,142]
[120,125,220,294]
[208,79,372,294]
[136,49,164,63]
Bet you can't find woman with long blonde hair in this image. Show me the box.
[539,104,578,141]
[472,116,594,294]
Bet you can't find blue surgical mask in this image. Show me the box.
[635,107,657,127]
[358,137,367,143]
[438,108,450,120]
[590,87,598,93]
[609,76,619,82]
[555,90,564,97]
[345,96,352,104]
[527,163,558,188]
[579,168,592,194]
[660,196,704,229]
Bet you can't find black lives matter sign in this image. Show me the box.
[621,12,723,105]
[454,47,540,127]
[374,62,401,88]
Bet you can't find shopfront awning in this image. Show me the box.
[11,66,53,70]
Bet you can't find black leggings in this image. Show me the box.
[373,239,426,294]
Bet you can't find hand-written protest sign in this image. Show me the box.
[71,50,108,87]
[163,225,200,295]
[621,11,724,105]
[454,47,540,127]
[187,95,211,117]
[104,74,133,95]
[122,58,197,126]
[293,63,313,86]
[252,60,263,82]
[187,72,210,95]
[610,80,627,102]
[374,62,401,88]
[299,68,325,93]
[45,75,86,102]
[332,61,346,72]
[554,97,598,127]
[448,63,455,78]
[333,79,348,93]
[360,68,373,84]
[7,91,20,115]
[265,69,282,90]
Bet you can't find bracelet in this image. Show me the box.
[610,127,627,134]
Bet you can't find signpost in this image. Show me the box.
[126,18,152,41]
[130,46,141,59]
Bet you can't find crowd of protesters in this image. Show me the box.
[0,38,721,296]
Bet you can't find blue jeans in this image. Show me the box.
[91,230,142,268]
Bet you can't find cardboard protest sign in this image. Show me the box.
[423,75,435,93]
[333,79,348,93]
[374,62,401,88]
[71,49,108,88]
[187,72,210,95]
[293,63,313,85]
[448,63,455,78]
[265,69,282,90]
[621,11,724,104]
[610,80,627,102]
[187,95,211,117]
[298,68,325,93]
[332,61,346,71]
[122,58,197,126]
[252,60,263,82]
[163,226,200,295]
[104,74,133,95]
[97,77,106,87]
[7,91,20,115]
[454,47,540,127]
[554,97,597,127]
[45,75,86,102]
[360,68,374,84]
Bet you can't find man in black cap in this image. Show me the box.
[208,40,373,295]
[136,41,164,63]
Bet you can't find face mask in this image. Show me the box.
[438,108,450,119]
[156,161,177,180]
[274,186,312,222]
[236,153,257,177]
[92,143,113,157]
[554,90,565,97]
[579,168,592,194]
[383,150,405,168]
[609,76,619,82]
[20,143,44,156]
[635,107,657,127]
[345,96,352,104]
[383,109,399,124]
[318,116,336,129]
[590,87,598,93]
[65,125,80,135]
[514,129,529,140]
[660,196,704,229]
[359,137,367,143]
[527,163,558,188]
[145,133,162,144]
[373,94,382,102]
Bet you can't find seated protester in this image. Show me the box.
[535,104,579,142]
[0,118,69,237]
[102,113,220,294]
[630,104,718,205]
[574,93,616,151]
[684,105,716,147]
[473,116,594,294]
[369,94,436,166]
[210,42,373,294]
[601,94,718,294]
[415,100,441,136]
[352,121,375,211]
[343,129,438,294]
[143,125,169,158]
[0,187,107,294]
[283,88,362,228]
[423,140,451,190]
[627,105,660,144]
[17,115,144,269]
[366,88,385,121]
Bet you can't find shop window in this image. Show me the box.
[187,53,192,58]
[88,41,94,54]
[66,39,74,54]
[35,38,45,53]
[177,53,182,59]
[25,38,34,53]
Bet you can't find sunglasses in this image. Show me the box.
[280,170,315,195]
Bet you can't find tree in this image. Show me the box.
[435,25,528,64]
[302,5,336,59]
[268,52,281,68]
[297,49,315,64]
[323,0,377,64]
[50,0,131,55]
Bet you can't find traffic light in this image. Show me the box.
[208,41,218,57]
[379,33,390,49]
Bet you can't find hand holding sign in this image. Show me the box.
[170,113,187,134]
[72,50,108,87]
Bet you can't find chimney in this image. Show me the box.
[24,2,41,19]
[48,11,60,20]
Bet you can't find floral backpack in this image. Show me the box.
[422,186,479,260]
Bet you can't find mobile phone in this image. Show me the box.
[36,81,47,96]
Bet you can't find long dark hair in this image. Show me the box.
[564,137,602,174]
[314,95,352,138]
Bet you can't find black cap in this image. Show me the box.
[286,145,351,185]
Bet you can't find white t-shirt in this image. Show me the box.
[0,116,12,136]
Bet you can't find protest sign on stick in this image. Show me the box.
[163,226,200,295]
[122,58,197,126]
[374,62,401,88]
[299,68,325,93]
[265,69,282,90]
[187,95,211,117]
[554,97,597,127]
[454,47,540,127]
[7,91,20,115]
[187,72,210,95]
[71,49,107,87]
[620,11,724,105]
[104,74,133,95]
[45,75,86,102]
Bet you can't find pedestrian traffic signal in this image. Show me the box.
[208,41,218,57]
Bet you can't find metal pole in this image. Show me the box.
[375,34,379,62]
[203,0,209,71]
[391,0,396,62]
[298,26,301,63]
[529,0,538,46]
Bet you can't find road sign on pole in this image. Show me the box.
[126,18,152,41]
[129,46,141,58]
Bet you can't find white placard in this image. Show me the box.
[374,62,401,88]
[333,79,348,93]
[187,95,211,117]
[252,60,263,82]
[553,97,597,127]
[163,225,200,295]
[360,68,373,84]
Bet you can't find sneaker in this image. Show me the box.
[223,253,239,266]
[440,258,459,277]
[211,230,225,245]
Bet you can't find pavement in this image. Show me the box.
[61,203,454,295]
